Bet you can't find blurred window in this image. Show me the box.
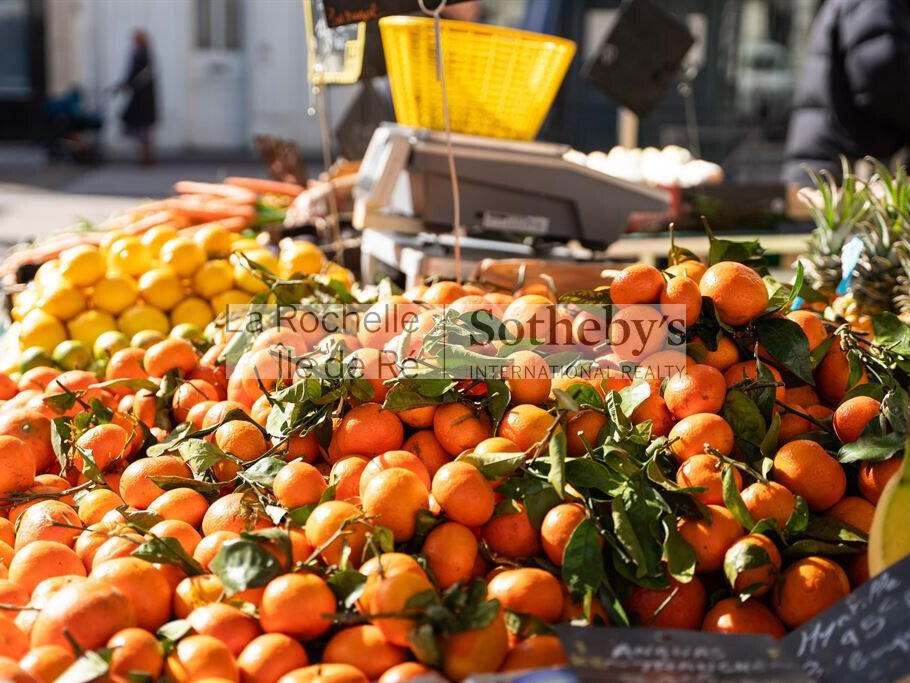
[195,0,241,50]
[0,0,30,98]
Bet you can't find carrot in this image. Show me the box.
[166,199,257,222]
[223,176,305,197]
[174,181,257,203]
[179,216,248,236]
[121,211,177,236]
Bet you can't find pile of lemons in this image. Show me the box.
[8,223,348,372]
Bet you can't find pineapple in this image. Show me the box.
[897,240,910,323]
[800,157,871,299]
[846,161,908,318]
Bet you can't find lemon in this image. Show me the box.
[171,322,205,343]
[34,259,62,287]
[131,329,166,349]
[90,273,139,315]
[107,237,153,277]
[232,249,277,294]
[93,330,130,358]
[59,245,105,286]
[68,309,117,347]
[280,241,325,277]
[98,229,128,253]
[210,289,251,315]
[13,286,41,314]
[170,297,214,328]
[324,262,355,290]
[53,340,92,370]
[192,259,234,299]
[141,224,179,257]
[37,286,86,321]
[231,237,260,253]
[138,267,185,311]
[118,304,170,338]
[194,224,234,258]
[19,309,67,350]
[160,237,206,276]
[19,346,54,372]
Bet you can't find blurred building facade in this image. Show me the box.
[43,0,347,156]
[3,0,820,181]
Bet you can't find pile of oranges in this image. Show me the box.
[0,245,903,683]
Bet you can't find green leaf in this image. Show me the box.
[157,619,192,643]
[117,505,162,532]
[838,432,904,464]
[766,262,805,313]
[809,336,834,369]
[56,650,110,683]
[146,422,193,457]
[783,496,809,539]
[149,475,222,495]
[209,539,283,595]
[132,536,205,576]
[90,377,159,393]
[756,317,814,384]
[547,431,567,496]
[873,312,910,354]
[457,450,525,480]
[523,485,562,528]
[457,598,501,632]
[178,439,228,474]
[722,389,767,457]
[558,381,604,411]
[619,381,652,417]
[483,379,511,429]
[783,539,865,559]
[662,520,696,583]
[50,417,72,472]
[723,539,771,593]
[565,458,627,496]
[760,413,782,458]
[78,448,106,485]
[722,466,755,529]
[561,519,606,596]
[407,623,441,668]
[802,517,867,543]
[327,570,367,608]
[241,457,286,487]
[611,498,648,577]
[552,389,580,413]
[559,289,611,304]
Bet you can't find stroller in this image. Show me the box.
[44,88,104,163]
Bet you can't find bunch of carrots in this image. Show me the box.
[0,177,305,281]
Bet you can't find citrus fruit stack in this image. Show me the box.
[0,225,905,682]
[7,232,336,375]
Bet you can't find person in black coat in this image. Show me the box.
[783,0,910,185]
[121,30,158,165]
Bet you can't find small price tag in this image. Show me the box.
[781,554,910,682]
[836,236,864,296]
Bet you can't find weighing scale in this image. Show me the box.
[353,123,672,285]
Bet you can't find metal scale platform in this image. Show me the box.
[353,124,672,287]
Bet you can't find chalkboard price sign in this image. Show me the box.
[781,554,910,682]
[556,625,808,683]
[323,0,470,27]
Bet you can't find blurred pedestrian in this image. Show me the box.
[783,0,910,186]
[120,29,158,165]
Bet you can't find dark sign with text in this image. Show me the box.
[781,555,910,682]
[556,625,808,683]
[581,0,694,117]
[323,0,470,27]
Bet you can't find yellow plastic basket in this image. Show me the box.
[379,17,577,141]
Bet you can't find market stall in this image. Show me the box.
[0,1,908,682]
